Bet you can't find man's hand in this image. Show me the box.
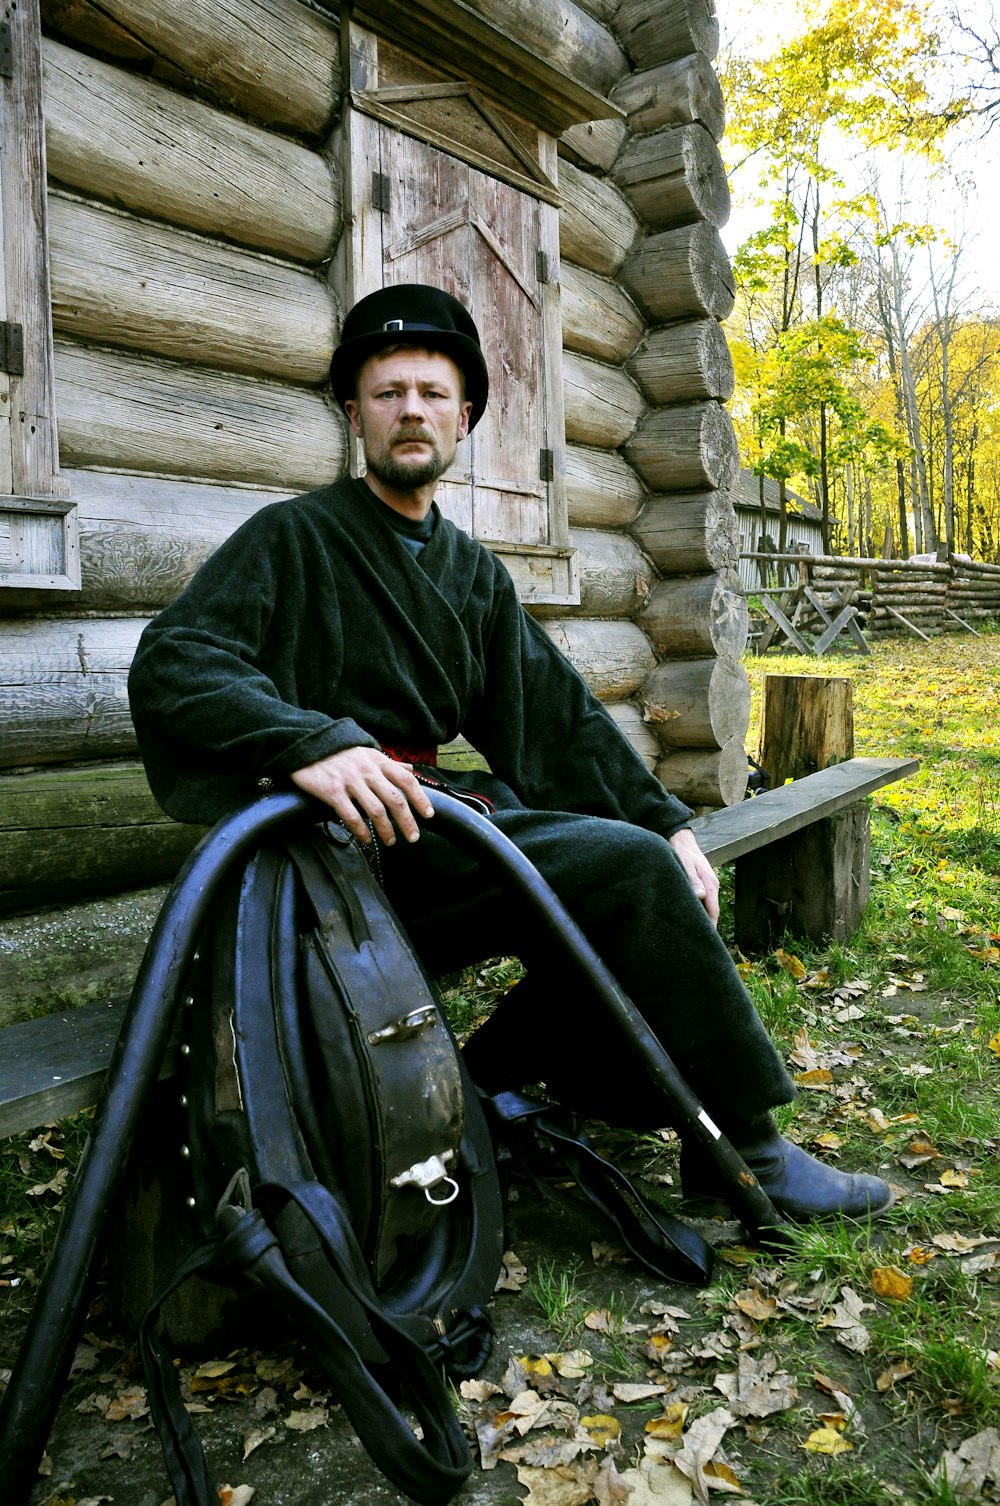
[669,827,720,927]
[291,747,434,845]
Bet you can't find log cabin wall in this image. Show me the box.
[0,0,745,1022]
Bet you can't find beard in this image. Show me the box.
[362,425,456,493]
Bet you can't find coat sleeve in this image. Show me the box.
[462,570,693,840]
[128,506,378,821]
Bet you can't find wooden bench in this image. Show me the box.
[0,755,917,1143]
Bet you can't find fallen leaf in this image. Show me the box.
[988,1031,1000,1057]
[501,1435,594,1469]
[932,1426,1000,1496]
[703,1460,742,1492]
[713,1351,798,1418]
[496,1250,529,1291]
[618,1458,694,1506]
[802,1426,854,1455]
[218,1488,255,1506]
[733,1287,778,1322]
[105,1387,149,1422]
[793,1068,834,1088]
[283,1408,329,1432]
[461,1378,503,1403]
[196,1359,239,1379]
[876,1360,915,1392]
[940,1168,970,1188]
[672,1407,736,1505]
[776,949,806,980]
[549,1350,595,1380]
[611,1383,671,1403]
[515,1459,599,1506]
[646,1402,689,1441]
[581,1415,621,1448]
[871,1266,913,1301]
[241,1425,276,1461]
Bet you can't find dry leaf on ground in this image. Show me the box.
[515,1459,599,1506]
[932,1426,1000,1497]
[871,1265,914,1301]
[713,1351,799,1418]
[672,1407,736,1505]
[802,1426,853,1455]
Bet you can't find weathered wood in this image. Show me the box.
[42,39,341,264]
[353,0,627,133]
[563,351,646,448]
[54,341,347,490]
[43,0,342,136]
[878,605,934,640]
[560,118,630,172]
[624,401,739,492]
[605,700,660,770]
[614,0,720,70]
[542,618,655,699]
[48,195,337,384]
[560,262,645,364]
[1,0,63,498]
[611,55,725,142]
[612,124,730,231]
[638,568,748,658]
[1,765,201,916]
[0,616,145,767]
[549,527,654,618]
[621,223,735,321]
[688,756,920,865]
[760,674,854,790]
[627,317,734,404]
[0,997,127,1136]
[559,159,641,276]
[733,804,871,949]
[565,444,647,529]
[631,490,739,574]
[656,737,747,808]
[642,655,750,749]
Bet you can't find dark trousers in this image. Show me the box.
[379,773,795,1136]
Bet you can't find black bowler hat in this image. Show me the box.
[330,284,490,431]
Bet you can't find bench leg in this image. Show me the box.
[733,803,871,951]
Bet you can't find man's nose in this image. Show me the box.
[399,387,428,419]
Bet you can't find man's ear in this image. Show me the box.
[457,400,473,440]
[343,399,364,438]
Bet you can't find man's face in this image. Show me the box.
[345,348,473,493]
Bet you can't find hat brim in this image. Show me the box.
[330,330,489,432]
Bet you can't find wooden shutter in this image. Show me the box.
[0,0,76,592]
[343,25,577,604]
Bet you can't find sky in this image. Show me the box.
[717,0,1000,311]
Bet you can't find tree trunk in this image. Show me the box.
[760,674,854,789]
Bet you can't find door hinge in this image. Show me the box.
[371,171,391,213]
[0,19,13,79]
[539,447,554,482]
[536,250,550,284]
[0,322,24,376]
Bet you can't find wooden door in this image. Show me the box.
[342,25,577,603]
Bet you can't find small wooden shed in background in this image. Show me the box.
[0,0,748,1022]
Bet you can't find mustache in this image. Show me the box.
[391,426,436,444]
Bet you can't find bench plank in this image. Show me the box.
[0,998,126,1138]
[1,756,918,1139]
[689,755,919,866]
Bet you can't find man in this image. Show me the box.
[129,283,891,1222]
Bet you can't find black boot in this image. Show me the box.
[681,1118,893,1223]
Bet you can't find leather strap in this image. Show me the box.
[488,1091,714,1286]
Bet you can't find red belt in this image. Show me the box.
[380,742,438,767]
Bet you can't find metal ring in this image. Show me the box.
[424,1176,460,1206]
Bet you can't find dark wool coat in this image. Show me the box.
[128,477,693,836]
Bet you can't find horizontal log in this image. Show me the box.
[627,317,734,404]
[542,618,655,699]
[43,39,341,264]
[562,527,655,617]
[0,616,146,768]
[624,401,739,493]
[611,55,725,141]
[565,444,647,529]
[560,118,630,172]
[559,159,641,276]
[656,737,748,809]
[0,763,199,917]
[604,701,660,770]
[638,568,748,658]
[560,262,645,364]
[642,655,749,750]
[621,222,735,321]
[613,124,730,231]
[48,195,337,384]
[951,560,1000,576]
[563,350,646,448]
[632,490,739,574]
[54,341,347,491]
[43,0,341,136]
[614,0,720,70]
[461,0,630,98]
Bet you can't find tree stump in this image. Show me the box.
[759,674,854,789]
